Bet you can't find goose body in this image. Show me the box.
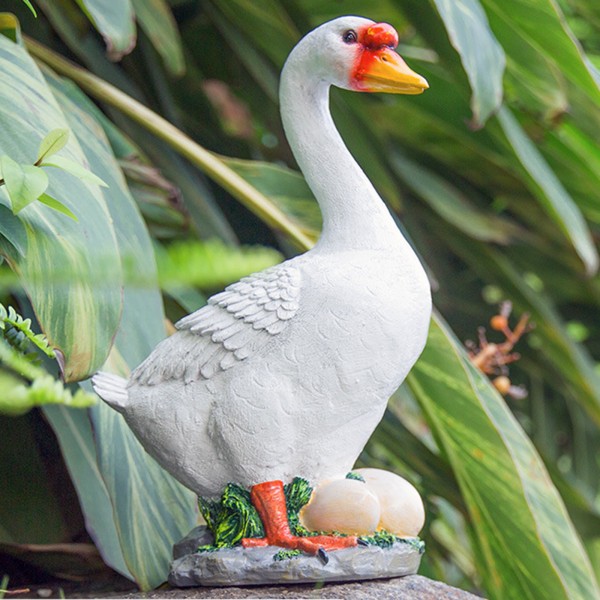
[93,16,431,504]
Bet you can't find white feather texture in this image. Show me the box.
[92,16,431,498]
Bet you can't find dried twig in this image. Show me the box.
[467,301,532,399]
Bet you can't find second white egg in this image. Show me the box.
[300,478,380,535]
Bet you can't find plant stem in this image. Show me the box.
[25,37,313,252]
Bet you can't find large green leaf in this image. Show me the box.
[0,12,21,44]
[209,0,299,66]
[223,157,321,238]
[45,72,197,590]
[543,122,600,224]
[0,34,122,381]
[497,106,598,275]
[0,205,26,257]
[90,399,197,590]
[481,0,600,109]
[297,0,405,28]
[390,152,519,243]
[131,0,185,76]
[431,0,505,126]
[42,405,131,579]
[408,314,599,600]
[74,0,136,60]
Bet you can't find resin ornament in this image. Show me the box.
[93,15,432,585]
[300,470,426,539]
[300,478,381,535]
[355,469,426,537]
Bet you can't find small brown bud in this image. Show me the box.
[493,375,511,395]
[490,315,508,331]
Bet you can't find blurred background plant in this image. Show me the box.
[1,0,599,598]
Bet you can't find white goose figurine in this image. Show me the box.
[93,15,431,556]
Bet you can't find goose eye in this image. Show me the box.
[342,30,357,44]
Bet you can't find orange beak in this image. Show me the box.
[354,47,429,95]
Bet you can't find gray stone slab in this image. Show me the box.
[54,574,484,598]
[169,527,423,588]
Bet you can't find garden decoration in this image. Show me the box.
[93,16,432,586]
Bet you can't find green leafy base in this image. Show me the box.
[0,303,96,416]
[358,531,426,555]
[273,549,302,561]
[197,477,425,559]
[198,477,312,549]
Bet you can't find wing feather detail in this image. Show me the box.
[131,265,301,386]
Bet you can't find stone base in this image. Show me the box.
[169,526,423,588]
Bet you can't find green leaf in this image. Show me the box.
[497,106,598,275]
[42,405,132,579]
[0,302,55,358]
[130,0,185,76]
[40,154,107,187]
[488,15,567,119]
[296,0,407,29]
[209,0,299,66]
[0,13,22,44]
[481,0,600,109]
[90,398,197,590]
[199,483,264,548]
[0,370,96,416]
[36,128,69,163]
[408,314,600,600]
[44,74,197,589]
[0,156,49,213]
[19,1,37,18]
[431,0,505,126]
[37,193,78,221]
[156,239,282,291]
[0,33,122,381]
[0,206,26,256]
[391,152,519,243]
[222,157,321,238]
[74,0,136,60]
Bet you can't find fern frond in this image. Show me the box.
[0,307,94,416]
[0,337,44,381]
[0,370,96,416]
[0,303,55,359]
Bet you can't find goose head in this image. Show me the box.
[285,16,428,95]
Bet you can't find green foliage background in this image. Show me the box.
[1,0,600,597]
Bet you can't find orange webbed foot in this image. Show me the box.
[242,480,358,561]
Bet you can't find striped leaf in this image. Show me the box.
[408,314,599,600]
[481,0,600,109]
[46,71,197,589]
[42,405,132,579]
[131,0,185,76]
[432,0,505,126]
[497,106,599,275]
[74,0,136,60]
[0,33,122,381]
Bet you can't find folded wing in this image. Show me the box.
[130,264,301,386]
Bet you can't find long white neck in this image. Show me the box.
[280,59,405,252]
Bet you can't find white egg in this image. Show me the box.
[299,478,380,535]
[355,468,425,537]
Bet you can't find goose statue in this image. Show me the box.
[93,15,432,557]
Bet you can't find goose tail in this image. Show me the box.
[92,372,129,413]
